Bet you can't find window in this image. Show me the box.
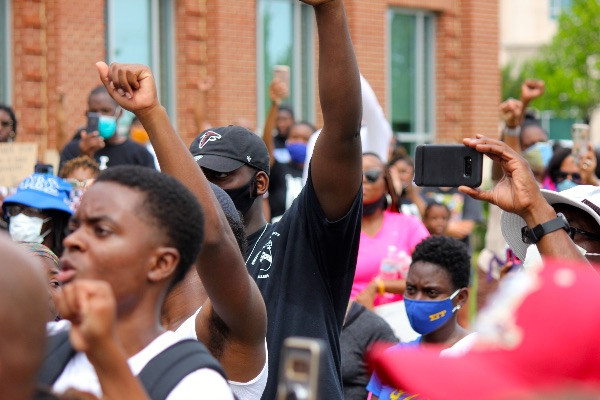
[388,9,435,153]
[0,0,11,104]
[550,0,572,19]
[106,0,176,125]
[257,0,315,130]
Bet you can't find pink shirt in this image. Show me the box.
[352,211,430,305]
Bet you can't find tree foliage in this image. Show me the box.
[502,0,600,118]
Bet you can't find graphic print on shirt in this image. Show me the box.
[249,230,280,279]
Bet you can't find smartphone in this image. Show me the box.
[571,123,589,165]
[273,65,290,92]
[86,112,100,133]
[277,337,326,400]
[414,144,483,187]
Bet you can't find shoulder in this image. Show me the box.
[167,368,233,399]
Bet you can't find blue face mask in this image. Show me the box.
[98,112,119,139]
[404,289,461,335]
[523,142,553,170]
[556,179,578,192]
[286,143,307,164]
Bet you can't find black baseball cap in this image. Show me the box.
[190,126,270,175]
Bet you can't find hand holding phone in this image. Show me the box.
[86,112,100,134]
[277,337,325,400]
[414,144,483,188]
[273,65,290,100]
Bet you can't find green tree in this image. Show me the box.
[502,0,600,118]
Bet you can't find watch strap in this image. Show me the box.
[521,213,569,244]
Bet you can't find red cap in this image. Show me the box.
[368,259,600,400]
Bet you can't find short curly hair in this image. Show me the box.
[59,156,100,179]
[411,235,470,289]
[94,166,204,289]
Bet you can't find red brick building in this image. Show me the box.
[1,0,499,161]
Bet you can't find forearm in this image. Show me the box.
[263,101,278,168]
[315,1,361,138]
[309,0,363,220]
[87,339,149,400]
[378,278,406,295]
[445,220,475,239]
[136,105,227,245]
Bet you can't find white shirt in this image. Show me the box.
[53,330,233,399]
[174,308,269,400]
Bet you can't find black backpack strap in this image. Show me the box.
[138,339,228,400]
[37,330,77,386]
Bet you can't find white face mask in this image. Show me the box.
[9,214,51,244]
[524,243,590,269]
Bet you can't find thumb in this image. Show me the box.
[459,185,492,202]
[95,61,111,91]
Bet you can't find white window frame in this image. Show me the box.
[386,8,436,150]
[256,0,315,131]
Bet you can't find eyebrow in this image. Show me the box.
[69,215,119,226]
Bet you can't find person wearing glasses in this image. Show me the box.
[353,152,429,337]
[0,104,17,142]
[2,173,73,257]
[547,146,598,192]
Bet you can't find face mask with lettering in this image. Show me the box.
[9,214,51,244]
[404,289,461,335]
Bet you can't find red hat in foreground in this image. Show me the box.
[368,259,600,400]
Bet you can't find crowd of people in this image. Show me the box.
[0,0,599,399]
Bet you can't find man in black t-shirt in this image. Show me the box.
[189,1,362,398]
[59,85,155,171]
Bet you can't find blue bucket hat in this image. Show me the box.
[2,173,73,216]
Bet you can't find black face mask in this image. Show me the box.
[224,175,258,215]
[363,195,386,216]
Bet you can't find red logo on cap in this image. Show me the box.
[198,131,222,149]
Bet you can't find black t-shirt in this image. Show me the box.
[246,172,362,400]
[60,138,156,170]
[268,161,304,221]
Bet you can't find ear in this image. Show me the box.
[147,247,180,284]
[115,107,123,120]
[456,287,469,308]
[255,171,269,196]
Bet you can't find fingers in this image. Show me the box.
[458,185,493,203]
[54,282,82,324]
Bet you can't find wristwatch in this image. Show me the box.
[521,213,570,244]
[503,125,521,137]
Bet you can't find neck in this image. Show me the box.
[107,135,126,145]
[161,270,207,331]
[244,197,268,236]
[421,316,468,348]
[115,290,167,357]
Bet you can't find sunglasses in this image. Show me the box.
[567,226,600,242]
[5,205,46,218]
[556,171,582,184]
[0,120,12,128]
[364,169,383,183]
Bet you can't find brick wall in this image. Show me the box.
[12,0,105,154]
[7,0,499,153]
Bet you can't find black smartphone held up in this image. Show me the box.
[414,144,483,187]
[34,163,54,175]
[277,337,326,400]
[86,112,100,133]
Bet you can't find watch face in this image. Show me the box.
[521,226,535,245]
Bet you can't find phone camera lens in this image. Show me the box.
[464,157,472,177]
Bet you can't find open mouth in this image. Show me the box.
[57,259,77,284]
